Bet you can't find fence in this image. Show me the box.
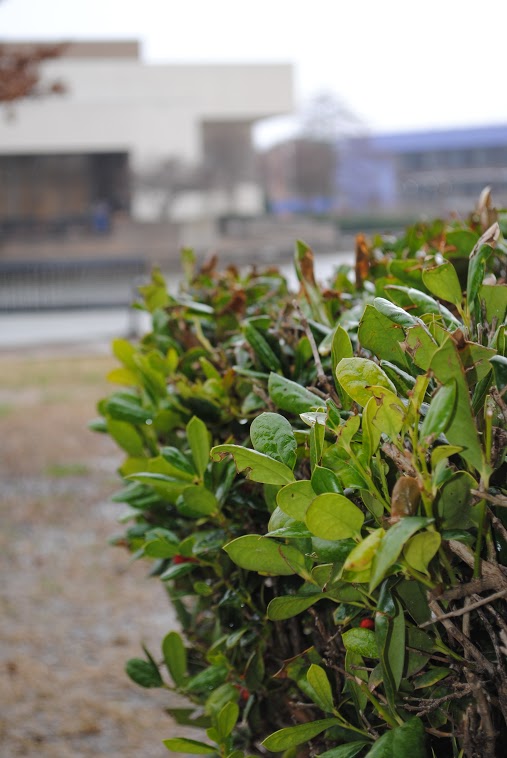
[0,257,147,312]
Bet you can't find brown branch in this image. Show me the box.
[476,606,507,728]
[420,589,507,627]
[403,684,473,716]
[471,489,507,508]
[448,540,507,589]
[381,441,417,477]
[428,599,495,676]
[293,301,340,406]
[489,508,507,542]
[438,577,499,602]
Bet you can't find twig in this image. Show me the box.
[293,301,340,405]
[448,540,507,589]
[476,606,507,727]
[437,577,499,602]
[420,589,507,627]
[403,684,473,716]
[471,489,507,508]
[381,441,417,477]
[489,508,507,542]
[428,600,495,676]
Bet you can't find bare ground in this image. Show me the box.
[0,347,202,757]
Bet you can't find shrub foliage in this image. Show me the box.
[93,196,507,758]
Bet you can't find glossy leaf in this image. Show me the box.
[163,737,216,754]
[375,583,405,708]
[162,631,187,687]
[358,304,410,370]
[343,529,384,578]
[215,700,239,741]
[430,336,485,472]
[268,372,322,414]
[186,416,210,478]
[404,532,441,575]
[125,657,163,688]
[182,485,219,516]
[373,296,421,327]
[267,593,323,620]
[210,444,295,485]
[223,535,306,575]
[262,718,339,751]
[413,667,452,690]
[422,261,463,306]
[364,717,427,757]
[306,493,364,540]
[342,628,379,658]
[250,412,297,469]
[318,742,371,758]
[336,357,396,407]
[420,381,457,441]
[369,517,432,591]
[307,664,335,712]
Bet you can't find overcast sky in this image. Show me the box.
[1,0,506,146]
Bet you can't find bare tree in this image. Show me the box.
[0,42,66,105]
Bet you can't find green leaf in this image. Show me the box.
[243,321,282,372]
[373,297,421,327]
[262,718,339,751]
[404,532,441,575]
[163,737,216,754]
[311,465,342,495]
[250,412,297,469]
[336,358,396,407]
[182,485,219,516]
[364,717,427,757]
[413,667,452,690]
[268,372,323,414]
[215,701,239,741]
[358,304,410,370]
[210,444,295,485]
[405,325,439,370]
[343,529,384,578]
[162,632,187,687]
[437,471,476,529]
[430,336,485,473]
[105,395,152,424]
[375,583,405,708]
[187,416,211,478]
[106,418,145,457]
[306,493,364,540]
[307,664,335,712]
[318,741,371,758]
[422,261,463,306]
[491,354,507,392]
[342,628,379,658]
[127,472,190,503]
[479,283,507,325]
[223,535,306,576]
[467,223,500,312]
[267,593,323,620]
[125,657,163,688]
[420,381,457,441]
[369,517,432,591]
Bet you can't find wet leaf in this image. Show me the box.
[250,412,297,469]
[342,628,379,658]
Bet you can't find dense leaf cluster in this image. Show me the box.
[94,198,507,758]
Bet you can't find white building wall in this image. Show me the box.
[0,59,293,167]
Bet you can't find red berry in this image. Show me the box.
[173,554,198,564]
[359,618,375,630]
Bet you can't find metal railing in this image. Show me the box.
[0,257,147,312]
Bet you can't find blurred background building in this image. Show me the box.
[0,40,293,260]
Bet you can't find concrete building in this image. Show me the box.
[336,124,507,215]
[0,41,293,244]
